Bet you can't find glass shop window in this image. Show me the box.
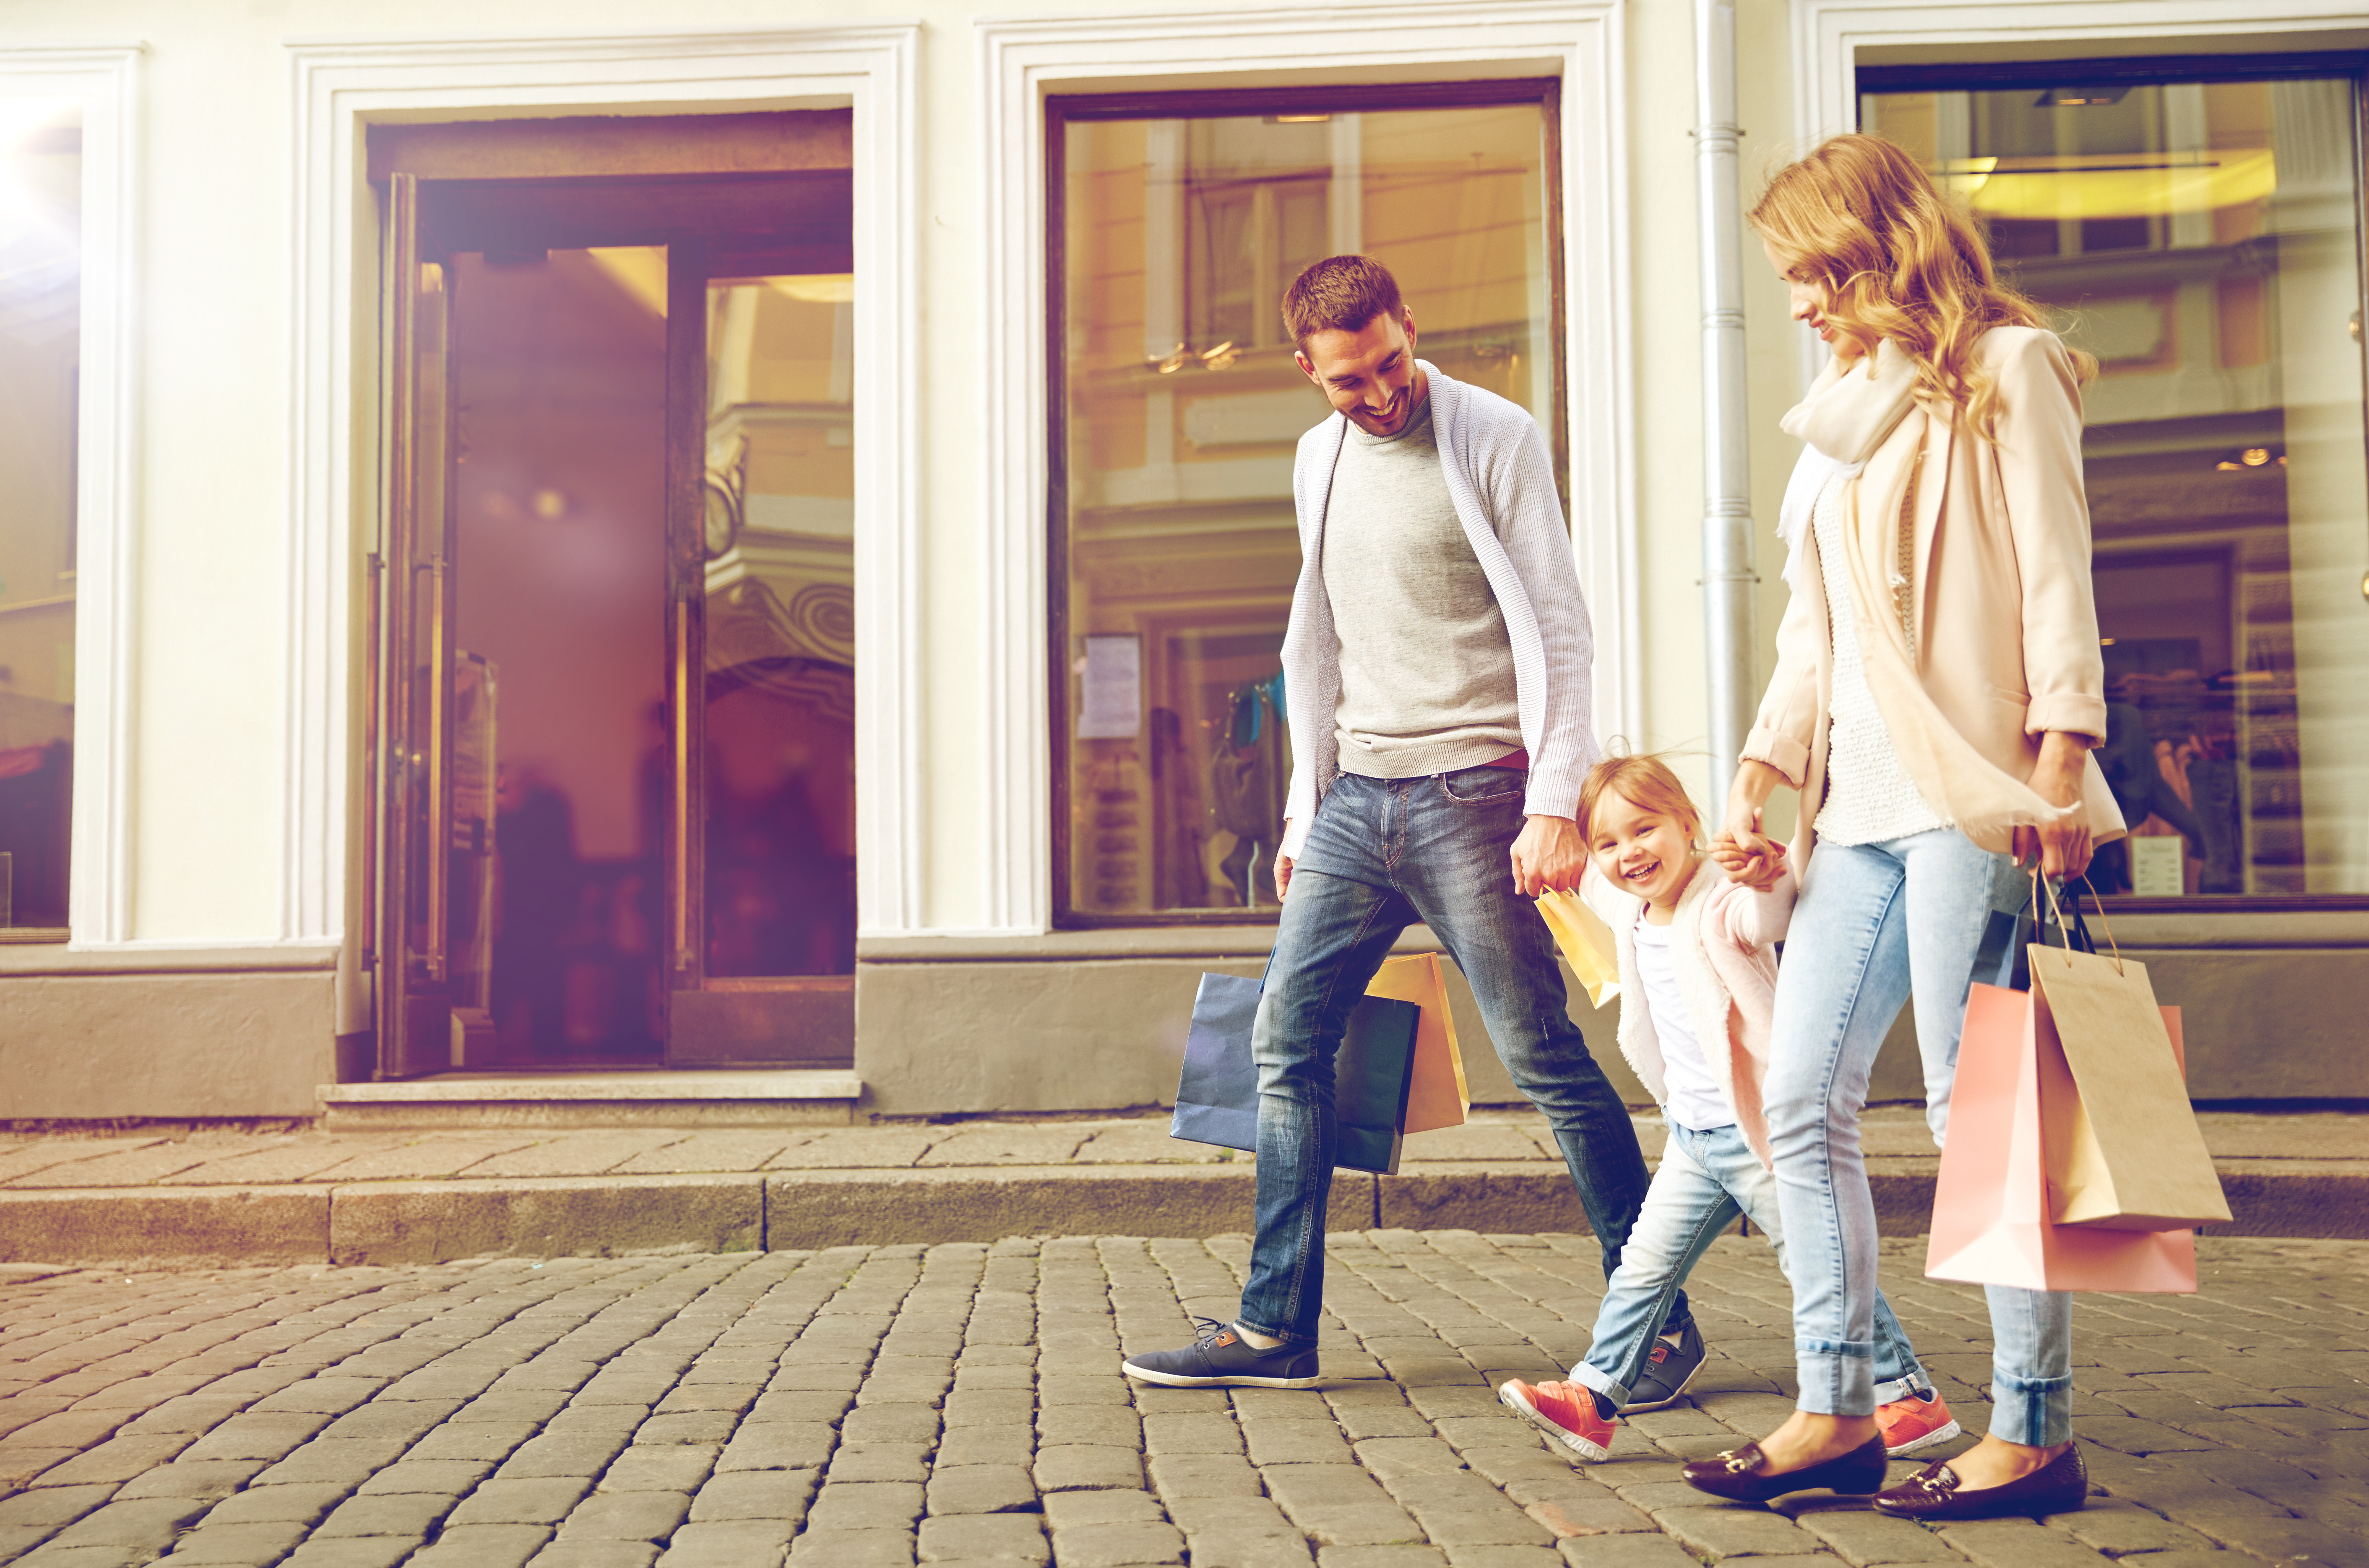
[1051,88,1563,923]
[0,102,80,938]
[1862,70,2369,902]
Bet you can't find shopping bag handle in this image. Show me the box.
[2075,874,2124,974]
[2032,868,2122,976]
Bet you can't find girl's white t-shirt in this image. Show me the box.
[1630,919,1736,1133]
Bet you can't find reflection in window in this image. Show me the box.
[701,273,856,974]
[0,103,79,935]
[1057,98,1559,920]
[1863,77,2369,898]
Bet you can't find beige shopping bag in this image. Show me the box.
[1536,888,1622,1008]
[1367,952,1469,1134]
[2027,901,2230,1232]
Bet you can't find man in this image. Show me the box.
[1123,257,1701,1396]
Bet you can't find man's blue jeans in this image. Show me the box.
[1763,829,2073,1445]
[1237,768,1661,1347]
[1571,1120,1933,1410]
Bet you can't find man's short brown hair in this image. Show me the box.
[1281,255,1403,350]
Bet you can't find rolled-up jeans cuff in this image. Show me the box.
[1871,1369,1934,1407]
[1986,1369,2072,1447]
[1794,1340,1876,1417]
[1569,1362,1627,1410]
[1236,1319,1313,1349]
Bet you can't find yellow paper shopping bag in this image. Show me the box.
[1536,889,1622,1008]
[1367,952,1468,1134]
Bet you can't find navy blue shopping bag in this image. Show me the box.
[1969,871,2095,993]
[1171,972,1422,1175]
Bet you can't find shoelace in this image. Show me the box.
[1187,1315,1234,1349]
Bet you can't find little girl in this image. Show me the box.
[1500,754,1958,1461]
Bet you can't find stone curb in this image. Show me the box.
[0,1158,2360,1267]
[0,1185,330,1269]
[330,1173,766,1265]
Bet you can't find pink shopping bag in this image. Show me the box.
[1924,983,2198,1294]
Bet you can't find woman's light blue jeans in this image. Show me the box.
[1764,828,2074,1446]
[1572,1119,1934,1411]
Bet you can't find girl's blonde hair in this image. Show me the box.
[1579,753,1702,844]
[1747,133,2096,438]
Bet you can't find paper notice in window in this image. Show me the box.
[1077,634,1142,739]
[2129,834,2183,897]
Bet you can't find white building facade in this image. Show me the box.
[1,0,2363,1122]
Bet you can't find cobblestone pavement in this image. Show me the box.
[0,1232,2364,1568]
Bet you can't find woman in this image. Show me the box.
[1679,134,2122,1519]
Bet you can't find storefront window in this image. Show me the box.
[0,102,79,936]
[1052,88,1562,922]
[1863,70,2369,901]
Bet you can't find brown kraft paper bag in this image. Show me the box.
[1367,952,1470,1135]
[2028,940,2231,1231]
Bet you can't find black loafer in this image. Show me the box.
[1872,1443,2086,1520]
[1678,1435,1888,1502]
[1122,1317,1319,1388]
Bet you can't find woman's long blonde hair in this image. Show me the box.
[1748,133,2095,438]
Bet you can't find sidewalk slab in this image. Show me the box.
[0,1109,2361,1266]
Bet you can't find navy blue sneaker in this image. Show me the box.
[1122,1317,1319,1388]
[1619,1317,1705,1413]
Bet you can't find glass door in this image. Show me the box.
[367,150,857,1075]
[663,258,858,1066]
[372,172,465,1077]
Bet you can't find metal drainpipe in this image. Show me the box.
[1696,0,1757,809]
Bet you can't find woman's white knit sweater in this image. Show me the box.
[1809,471,1950,846]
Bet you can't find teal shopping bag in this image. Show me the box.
[1171,972,1421,1175]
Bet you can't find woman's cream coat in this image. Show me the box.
[1744,326,2127,860]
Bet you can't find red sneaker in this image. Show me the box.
[1876,1391,1963,1457]
[1499,1378,1615,1462]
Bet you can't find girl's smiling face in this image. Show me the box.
[1587,789,1700,912]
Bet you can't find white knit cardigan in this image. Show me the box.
[1278,362,1599,857]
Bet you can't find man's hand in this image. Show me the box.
[2013,732,2095,881]
[1510,814,1587,899]
[1273,829,1294,901]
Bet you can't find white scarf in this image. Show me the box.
[1773,340,1919,594]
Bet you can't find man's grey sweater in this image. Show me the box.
[1279,361,1599,857]
[1320,396,1523,778]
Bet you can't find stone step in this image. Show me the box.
[317,1069,864,1130]
[0,1105,2361,1267]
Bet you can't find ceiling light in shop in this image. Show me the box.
[1929,151,2275,220]
[766,274,854,305]
[2036,86,2130,108]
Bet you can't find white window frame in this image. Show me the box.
[0,48,140,948]
[284,27,924,960]
[1796,0,2369,139]
[976,2,1634,935]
